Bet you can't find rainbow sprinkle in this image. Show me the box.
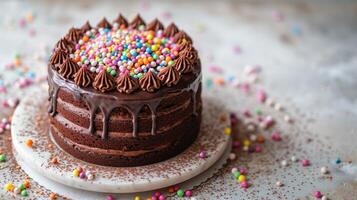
[72,27,180,79]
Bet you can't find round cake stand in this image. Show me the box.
[11,88,231,195]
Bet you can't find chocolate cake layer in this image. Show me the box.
[48,65,201,166]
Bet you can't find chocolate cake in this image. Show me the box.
[48,14,202,167]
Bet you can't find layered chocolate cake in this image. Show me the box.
[48,14,202,167]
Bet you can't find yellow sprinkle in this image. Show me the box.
[224,127,232,135]
[243,139,250,146]
[73,169,79,177]
[4,183,14,192]
[238,175,246,182]
[134,196,141,200]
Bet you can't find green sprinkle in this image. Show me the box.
[177,189,184,197]
[110,70,117,77]
[0,154,6,162]
[168,60,175,66]
[255,108,262,115]
[233,171,241,178]
[106,67,112,73]
[21,190,28,197]
[18,184,25,191]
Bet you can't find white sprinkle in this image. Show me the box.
[5,124,11,130]
[87,174,94,181]
[284,115,292,123]
[1,118,7,124]
[229,153,236,161]
[14,187,21,194]
[243,146,249,152]
[247,124,256,132]
[291,156,298,162]
[281,160,288,167]
[320,166,329,175]
[276,181,283,187]
[250,134,257,142]
[321,196,328,200]
[274,103,282,111]
[190,197,197,200]
[265,98,274,107]
[231,167,238,173]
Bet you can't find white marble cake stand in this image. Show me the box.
[11,88,231,194]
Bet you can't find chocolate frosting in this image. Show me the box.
[146,18,164,31]
[116,74,139,94]
[55,37,73,52]
[93,70,115,92]
[97,17,112,29]
[114,14,128,28]
[139,70,161,92]
[74,67,94,87]
[81,21,92,33]
[173,54,193,74]
[173,31,193,44]
[65,27,83,43]
[164,23,179,37]
[50,49,68,68]
[58,58,80,79]
[158,66,180,87]
[129,14,146,29]
[179,41,198,64]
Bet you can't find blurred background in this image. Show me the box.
[1,0,357,199]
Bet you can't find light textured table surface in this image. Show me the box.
[1,0,357,199]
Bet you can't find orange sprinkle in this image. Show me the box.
[14,58,21,66]
[49,193,57,200]
[148,57,153,62]
[23,180,30,188]
[82,35,89,42]
[143,58,149,65]
[256,135,265,143]
[25,139,33,148]
[168,187,175,193]
[214,78,225,85]
[165,56,171,62]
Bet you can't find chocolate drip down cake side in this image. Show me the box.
[47,14,202,167]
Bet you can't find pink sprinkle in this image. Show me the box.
[199,151,207,159]
[256,89,267,103]
[18,18,27,28]
[264,116,274,128]
[0,87,6,93]
[271,131,282,141]
[314,191,322,198]
[255,146,262,153]
[232,141,241,148]
[240,83,250,94]
[154,192,161,197]
[302,159,310,167]
[272,11,284,22]
[233,45,242,54]
[106,195,114,200]
[243,65,261,75]
[242,109,251,118]
[151,196,157,200]
[158,195,165,200]
[174,185,180,191]
[239,167,247,175]
[240,181,249,188]
[185,190,193,197]
[208,66,223,74]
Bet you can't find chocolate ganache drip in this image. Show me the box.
[97,17,112,29]
[58,58,80,79]
[139,70,161,92]
[173,54,193,74]
[129,14,146,29]
[157,66,180,87]
[65,27,83,43]
[74,67,94,87]
[113,14,128,28]
[146,18,164,31]
[174,31,193,44]
[55,37,73,53]
[50,49,68,69]
[116,73,139,94]
[81,21,92,33]
[164,23,179,37]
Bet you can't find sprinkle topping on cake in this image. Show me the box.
[72,28,180,80]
